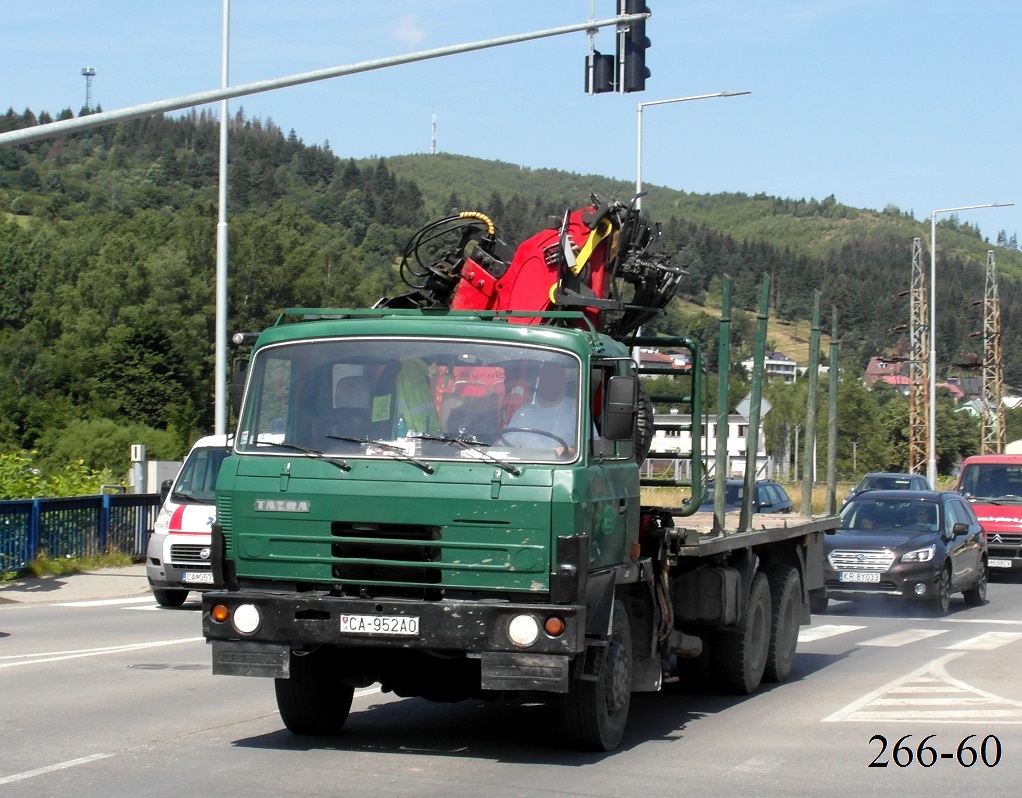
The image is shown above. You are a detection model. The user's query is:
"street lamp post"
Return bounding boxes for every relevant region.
[927,202,1014,486]
[635,90,750,210]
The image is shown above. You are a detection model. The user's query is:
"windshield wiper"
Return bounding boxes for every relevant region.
[410,434,521,476]
[170,489,214,504]
[326,436,434,475]
[251,440,351,472]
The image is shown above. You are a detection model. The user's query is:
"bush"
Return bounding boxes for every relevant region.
[0,450,116,499]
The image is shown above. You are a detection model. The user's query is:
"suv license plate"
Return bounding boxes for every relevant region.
[340,614,420,636]
[183,571,214,584]
[839,571,880,583]
[988,558,1013,569]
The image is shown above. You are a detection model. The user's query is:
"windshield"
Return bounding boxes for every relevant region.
[173,446,230,503]
[839,499,941,533]
[957,463,1022,501]
[858,475,913,491]
[237,337,582,464]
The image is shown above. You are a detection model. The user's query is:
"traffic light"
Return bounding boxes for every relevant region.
[619,0,651,93]
[585,51,616,94]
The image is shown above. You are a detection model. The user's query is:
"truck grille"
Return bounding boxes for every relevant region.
[828,549,895,571]
[330,521,442,599]
[170,544,211,565]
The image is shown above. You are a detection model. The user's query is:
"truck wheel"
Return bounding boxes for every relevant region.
[152,588,188,607]
[763,566,801,683]
[714,572,771,695]
[275,649,355,736]
[562,600,632,751]
[963,558,987,606]
[809,589,828,614]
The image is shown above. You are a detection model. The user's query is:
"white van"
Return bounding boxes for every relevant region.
[146,434,231,607]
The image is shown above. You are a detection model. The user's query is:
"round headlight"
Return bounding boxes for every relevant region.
[507,614,540,647]
[232,603,261,635]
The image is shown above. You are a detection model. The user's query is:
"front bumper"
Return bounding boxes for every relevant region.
[203,591,586,692]
[824,562,942,601]
[202,590,585,655]
[146,531,215,592]
[986,546,1022,572]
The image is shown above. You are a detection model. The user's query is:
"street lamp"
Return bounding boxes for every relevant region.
[635,90,751,210]
[927,202,1014,486]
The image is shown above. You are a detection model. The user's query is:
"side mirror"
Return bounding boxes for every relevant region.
[230,358,249,421]
[159,478,173,503]
[603,375,637,441]
[951,521,969,538]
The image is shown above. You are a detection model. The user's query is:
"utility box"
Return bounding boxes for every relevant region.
[126,460,183,494]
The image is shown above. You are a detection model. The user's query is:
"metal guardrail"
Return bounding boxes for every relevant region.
[0,493,161,574]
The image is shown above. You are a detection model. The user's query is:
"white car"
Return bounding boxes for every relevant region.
[146,434,230,607]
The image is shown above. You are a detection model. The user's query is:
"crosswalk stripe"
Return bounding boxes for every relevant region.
[859,629,946,646]
[949,632,1022,650]
[798,624,866,642]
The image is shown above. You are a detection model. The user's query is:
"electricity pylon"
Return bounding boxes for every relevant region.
[981,250,1005,453]
[908,238,929,474]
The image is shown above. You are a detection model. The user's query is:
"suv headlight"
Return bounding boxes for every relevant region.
[901,545,936,563]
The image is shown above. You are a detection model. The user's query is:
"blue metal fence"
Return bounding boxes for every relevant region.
[0,493,161,574]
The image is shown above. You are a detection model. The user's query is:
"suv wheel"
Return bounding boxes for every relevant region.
[962,559,987,607]
[929,566,951,616]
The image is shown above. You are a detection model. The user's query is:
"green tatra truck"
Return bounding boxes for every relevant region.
[202,196,837,750]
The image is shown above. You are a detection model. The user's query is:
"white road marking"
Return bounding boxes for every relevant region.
[0,638,203,669]
[798,624,865,642]
[0,753,113,786]
[823,652,1022,723]
[948,631,1022,650]
[859,629,946,647]
[54,596,155,607]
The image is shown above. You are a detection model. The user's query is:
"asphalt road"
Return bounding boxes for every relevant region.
[2,568,1021,797]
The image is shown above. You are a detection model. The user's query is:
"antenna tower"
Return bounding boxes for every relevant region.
[81,67,96,112]
[430,112,437,155]
[981,249,1005,453]
[908,237,929,474]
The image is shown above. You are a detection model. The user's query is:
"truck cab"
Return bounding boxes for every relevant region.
[955,453,1022,572]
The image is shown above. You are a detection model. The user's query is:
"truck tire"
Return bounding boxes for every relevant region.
[152,588,188,608]
[714,572,771,695]
[563,600,632,751]
[275,648,355,736]
[763,566,800,683]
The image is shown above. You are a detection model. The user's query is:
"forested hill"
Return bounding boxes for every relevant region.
[1,107,1020,470]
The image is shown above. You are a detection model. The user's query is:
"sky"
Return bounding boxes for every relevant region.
[4,1,1020,242]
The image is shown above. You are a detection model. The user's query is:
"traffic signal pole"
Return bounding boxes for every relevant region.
[0,12,651,149]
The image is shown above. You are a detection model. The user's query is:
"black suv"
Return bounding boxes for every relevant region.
[842,471,931,506]
[818,490,987,615]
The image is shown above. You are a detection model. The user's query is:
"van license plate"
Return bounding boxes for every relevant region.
[839,571,880,583]
[340,614,420,636]
[183,571,214,584]
[988,559,1013,569]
